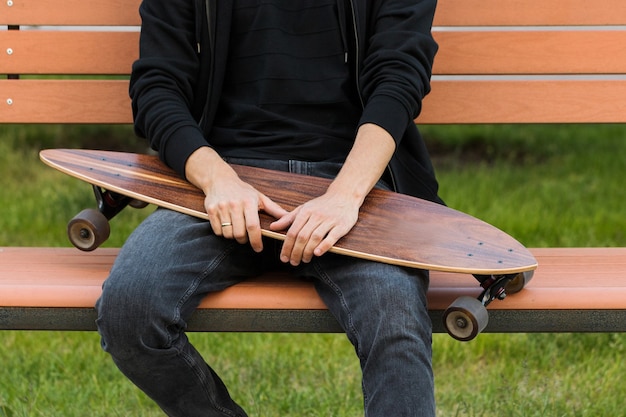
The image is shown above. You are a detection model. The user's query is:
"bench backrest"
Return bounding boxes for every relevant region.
[3,0,626,124]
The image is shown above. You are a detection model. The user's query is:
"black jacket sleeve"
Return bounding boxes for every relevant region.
[357,0,438,144]
[129,0,208,177]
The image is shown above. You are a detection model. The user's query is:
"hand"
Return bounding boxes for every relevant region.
[270,191,360,265]
[204,170,287,252]
[185,147,287,252]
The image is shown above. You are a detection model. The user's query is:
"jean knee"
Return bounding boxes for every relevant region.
[357,271,431,347]
[371,269,428,312]
[96,275,176,361]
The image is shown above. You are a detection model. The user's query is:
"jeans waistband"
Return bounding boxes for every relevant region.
[223,157,391,191]
[223,157,342,180]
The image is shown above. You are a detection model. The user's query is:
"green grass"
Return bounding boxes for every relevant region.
[0,125,151,247]
[1,124,625,416]
[421,124,626,247]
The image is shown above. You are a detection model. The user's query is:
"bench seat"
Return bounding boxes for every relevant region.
[2,247,625,333]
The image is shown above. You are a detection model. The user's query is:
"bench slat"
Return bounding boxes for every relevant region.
[2,247,626,311]
[2,247,626,333]
[5,30,626,76]
[1,31,138,75]
[422,80,626,124]
[1,80,131,123]
[434,0,626,26]
[433,30,626,75]
[5,79,626,124]
[4,0,626,27]
[2,0,141,26]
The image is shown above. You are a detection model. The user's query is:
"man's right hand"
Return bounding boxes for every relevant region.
[185,147,287,252]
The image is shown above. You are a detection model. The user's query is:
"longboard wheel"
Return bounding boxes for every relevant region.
[504,270,534,294]
[67,209,110,251]
[443,296,489,342]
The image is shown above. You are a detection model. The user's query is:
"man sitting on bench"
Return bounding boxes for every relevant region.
[95,0,442,415]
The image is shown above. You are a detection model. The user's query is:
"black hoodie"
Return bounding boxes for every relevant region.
[129,0,443,204]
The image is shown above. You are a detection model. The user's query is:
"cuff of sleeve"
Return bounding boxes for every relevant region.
[161,125,210,179]
[359,95,415,144]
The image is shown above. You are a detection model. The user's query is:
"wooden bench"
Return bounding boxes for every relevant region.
[2,0,626,335]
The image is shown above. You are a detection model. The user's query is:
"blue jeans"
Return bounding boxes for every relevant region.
[95,159,434,416]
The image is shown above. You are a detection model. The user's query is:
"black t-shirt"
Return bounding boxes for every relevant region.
[210,0,361,162]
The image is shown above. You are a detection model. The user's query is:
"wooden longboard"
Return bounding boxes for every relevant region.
[40,149,537,275]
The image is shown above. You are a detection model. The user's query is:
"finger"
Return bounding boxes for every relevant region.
[207,198,239,241]
[205,201,226,236]
[212,201,231,239]
[279,215,303,264]
[300,220,338,263]
[213,198,246,241]
[260,193,289,219]
[228,208,248,245]
[243,201,263,252]
[272,207,300,262]
[283,215,324,265]
[209,217,223,236]
[219,221,233,237]
[313,229,342,257]
[270,209,296,232]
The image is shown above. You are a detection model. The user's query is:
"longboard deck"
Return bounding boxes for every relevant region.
[40,149,537,275]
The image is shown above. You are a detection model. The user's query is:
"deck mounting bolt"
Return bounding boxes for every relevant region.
[7,0,14,6]
[7,98,13,105]
[6,48,13,55]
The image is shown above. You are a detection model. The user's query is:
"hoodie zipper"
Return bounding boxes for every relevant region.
[336,0,349,64]
[345,0,364,109]
[204,0,213,56]
[198,0,215,131]
[345,0,397,191]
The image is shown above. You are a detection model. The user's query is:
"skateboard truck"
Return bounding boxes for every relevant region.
[67,186,146,251]
[443,271,533,342]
